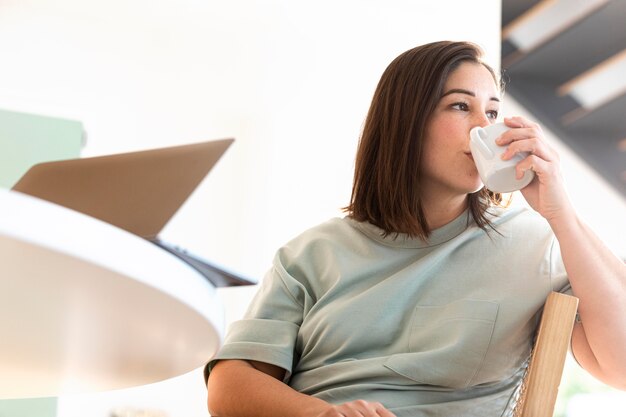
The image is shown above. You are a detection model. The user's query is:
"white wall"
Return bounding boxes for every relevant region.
[0,1,508,416]
[0,0,504,331]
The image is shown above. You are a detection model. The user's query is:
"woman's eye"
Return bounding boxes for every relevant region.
[450,102,498,119]
[451,102,469,111]
[487,110,499,119]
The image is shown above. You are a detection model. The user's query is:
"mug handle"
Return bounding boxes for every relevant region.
[471,127,495,159]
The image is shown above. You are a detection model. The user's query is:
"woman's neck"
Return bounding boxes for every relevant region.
[421,193,469,231]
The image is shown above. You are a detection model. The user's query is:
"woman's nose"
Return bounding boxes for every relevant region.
[473,113,492,128]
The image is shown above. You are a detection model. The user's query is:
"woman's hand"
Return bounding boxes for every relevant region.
[315,400,397,417]
[497,116,575,224]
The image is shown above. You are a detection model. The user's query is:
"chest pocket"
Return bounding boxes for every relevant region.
[384,299,499,389]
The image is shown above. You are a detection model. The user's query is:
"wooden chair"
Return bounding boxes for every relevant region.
[513,291,579,417]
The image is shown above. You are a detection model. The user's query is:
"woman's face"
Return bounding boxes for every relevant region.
[421,61,501,198]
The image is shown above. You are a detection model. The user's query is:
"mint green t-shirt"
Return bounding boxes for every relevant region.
[208,207,571,416]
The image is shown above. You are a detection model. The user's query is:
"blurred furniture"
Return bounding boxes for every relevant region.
[0,189,224,399]
[0,108,84,189]
[514,291,579,417]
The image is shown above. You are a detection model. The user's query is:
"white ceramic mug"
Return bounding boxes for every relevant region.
[469,122,534,192]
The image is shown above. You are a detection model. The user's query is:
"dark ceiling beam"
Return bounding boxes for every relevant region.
[504,1,625,81]
[563,94,626,140]
[501,0,626,198]
[501,0,542,27]
[502,0,612,72]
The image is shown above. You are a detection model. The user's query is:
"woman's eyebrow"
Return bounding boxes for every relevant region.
[441,88,500,102]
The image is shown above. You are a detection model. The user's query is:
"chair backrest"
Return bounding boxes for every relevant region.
[513,291,579,417]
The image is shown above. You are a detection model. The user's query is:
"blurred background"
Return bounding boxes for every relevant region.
[0,0,624,416]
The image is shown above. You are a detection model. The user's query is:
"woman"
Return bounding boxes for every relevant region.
[206,41,626,417]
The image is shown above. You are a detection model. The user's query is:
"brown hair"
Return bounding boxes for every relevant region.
[344,41,506,240]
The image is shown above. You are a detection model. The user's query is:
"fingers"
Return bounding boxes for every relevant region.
[377,406,397,417]
[500,135,555,162]
[515,154,558,180]
[497,117,558,163]
[498,116,542,146]
[503,115,538,129]
[369,401,396,417]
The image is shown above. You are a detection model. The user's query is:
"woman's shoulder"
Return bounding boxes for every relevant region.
[280,217,364,253]
[485,203,554,239]
[271,217,366,285]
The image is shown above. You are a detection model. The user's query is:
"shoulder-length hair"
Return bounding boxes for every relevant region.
[344,41,506,240]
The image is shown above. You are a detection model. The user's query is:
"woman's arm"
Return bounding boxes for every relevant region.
[207,359,396,417]
[548,213,626,389]
[499,116,626,389]
[207,359,326,417]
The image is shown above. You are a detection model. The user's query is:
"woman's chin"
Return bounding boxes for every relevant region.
[470,183,485,194]
[463,177,484,194]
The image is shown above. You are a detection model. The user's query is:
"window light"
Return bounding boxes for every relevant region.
[558,48,626,110]
[503,0,609,52]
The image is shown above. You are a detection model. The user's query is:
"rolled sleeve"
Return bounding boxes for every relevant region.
[204,254,311,383]
[206,319,300,379]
